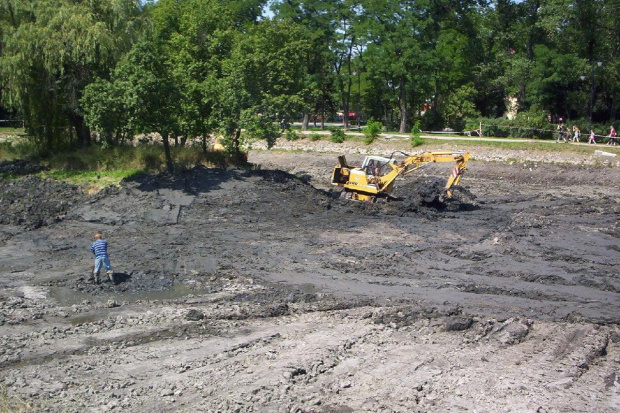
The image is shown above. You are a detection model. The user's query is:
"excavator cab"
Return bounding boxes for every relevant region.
[361,156,393,176]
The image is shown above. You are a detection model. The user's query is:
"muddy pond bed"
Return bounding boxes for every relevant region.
[1,144,619,412]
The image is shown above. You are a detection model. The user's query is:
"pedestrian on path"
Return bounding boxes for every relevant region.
[588,129,597,144]
[608,125,617,146]
[571,126,581,143]
[556,122,567,143]
[90,231,114,284]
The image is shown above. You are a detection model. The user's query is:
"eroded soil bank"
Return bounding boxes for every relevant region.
[1,142,619,412]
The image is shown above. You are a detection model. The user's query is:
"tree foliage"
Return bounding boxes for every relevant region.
[0,0,143,147]
[3,0,620,163]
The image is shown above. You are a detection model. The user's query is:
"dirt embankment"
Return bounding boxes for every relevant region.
[0,145,619,412]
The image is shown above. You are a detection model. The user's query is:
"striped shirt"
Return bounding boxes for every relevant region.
[90,239,109,258]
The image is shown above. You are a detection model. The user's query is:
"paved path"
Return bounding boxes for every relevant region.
[297,129,620,147]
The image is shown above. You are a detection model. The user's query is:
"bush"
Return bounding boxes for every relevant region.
[139,148,165,171]
[309,133,321,141]
[330,128,346,143]
[363,118,382,144]
[410,121,423,148]
[467,108,555,140]
[420,107,444,131]
[284,129,300,141]
[411,136,424,148]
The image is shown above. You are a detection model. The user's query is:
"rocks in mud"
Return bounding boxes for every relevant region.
[106,300,120,308]
[393,176,478,213]
[443,316,474,332]
[185,309,205,321]
[487,317,532,345]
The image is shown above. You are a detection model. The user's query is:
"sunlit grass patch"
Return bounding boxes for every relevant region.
[39,169,142,193]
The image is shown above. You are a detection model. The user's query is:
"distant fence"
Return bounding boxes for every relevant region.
[0,119,24,127]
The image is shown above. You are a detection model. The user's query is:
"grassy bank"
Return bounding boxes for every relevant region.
[420,137,620,155]
[0,139,231,190]
[291,130,620,156]
[1,130,618,190]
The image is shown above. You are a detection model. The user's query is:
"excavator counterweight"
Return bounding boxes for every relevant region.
[330,151,470,202]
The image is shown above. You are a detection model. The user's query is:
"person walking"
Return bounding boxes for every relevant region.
[608,125,617,146]
[588,129,597,144]
[556,122,567,143]
[572,125,581,143]
[90,231,114,284]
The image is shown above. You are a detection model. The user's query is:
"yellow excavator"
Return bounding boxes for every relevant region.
[331,150,470,202]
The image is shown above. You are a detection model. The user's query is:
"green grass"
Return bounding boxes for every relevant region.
[420,137,620,154]
[0,126,25,135]
[291,125,333,132]
[38,169,143,192]
[0,141,233,191]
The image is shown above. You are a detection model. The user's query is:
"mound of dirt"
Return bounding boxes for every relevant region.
[336,176,478,216]
[0,176,84,229]
[0,160,47,176]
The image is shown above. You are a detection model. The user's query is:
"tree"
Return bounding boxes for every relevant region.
[83,39,179,172]
[360,0,436,132]
[150,0,242,149]
[0,0,143,148]
[217,19,310,153]
[272,0,337,130]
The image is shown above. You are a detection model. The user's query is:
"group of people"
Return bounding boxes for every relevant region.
[556,124,617,145]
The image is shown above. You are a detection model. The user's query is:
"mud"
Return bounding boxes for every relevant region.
[1,142,619,412]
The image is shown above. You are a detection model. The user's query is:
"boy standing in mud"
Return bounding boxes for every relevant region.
[90,231,113,284]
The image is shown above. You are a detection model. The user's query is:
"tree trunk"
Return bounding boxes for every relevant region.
[202,134,208,156]
[162,132,174,173]
[302,112,310,131]
[233,128,247,163]
[68,118,74,146]
[69,114,91,147]
[399,76,408,133]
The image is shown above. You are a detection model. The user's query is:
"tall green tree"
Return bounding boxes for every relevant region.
[0,0,143,148]
[151,0,238,149]
[83,39,179,172]
[360,0,436,132]
[218,19,310,152]
[272,0,337,130]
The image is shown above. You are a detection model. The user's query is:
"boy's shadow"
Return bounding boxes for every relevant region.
[111,272,131,285]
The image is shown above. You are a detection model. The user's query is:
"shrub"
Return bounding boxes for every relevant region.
[467,108,555,140]
[363,118,382,145]
[330,128,346,143]
[411,136,424,148]
[309,133,321,141]
[410,121,422,147]
[284,129,300,141]
[139,149,164,171]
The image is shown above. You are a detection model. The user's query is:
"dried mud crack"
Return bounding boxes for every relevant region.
[1,150,619,412]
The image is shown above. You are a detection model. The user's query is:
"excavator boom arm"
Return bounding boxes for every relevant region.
[377,151,469,195]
